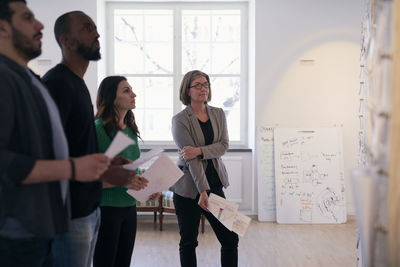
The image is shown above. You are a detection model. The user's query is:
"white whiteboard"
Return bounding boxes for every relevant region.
[274,127,346,224]
[256,127,276,221]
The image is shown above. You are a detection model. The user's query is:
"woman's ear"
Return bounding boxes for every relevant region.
[113,101,120,113]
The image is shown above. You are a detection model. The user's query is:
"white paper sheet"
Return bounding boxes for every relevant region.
[127,153,183,202]
[123,147,164,171]
[232,212,252,237]
[104,131,135,158]
[208,193,251,236]
[208,193,239,231]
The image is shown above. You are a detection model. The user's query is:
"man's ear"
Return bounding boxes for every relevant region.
[0,20,11,39]
[59,34,74,50]
[59,34,68,47]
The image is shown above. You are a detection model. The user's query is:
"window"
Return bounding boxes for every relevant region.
[106,2,248,145]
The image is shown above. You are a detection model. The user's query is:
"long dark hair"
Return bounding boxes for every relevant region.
[95,76,140,138]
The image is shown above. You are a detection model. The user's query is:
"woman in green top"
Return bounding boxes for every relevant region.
[93,76,156,267]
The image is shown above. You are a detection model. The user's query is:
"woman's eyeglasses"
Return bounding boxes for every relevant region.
[190,82,210,90]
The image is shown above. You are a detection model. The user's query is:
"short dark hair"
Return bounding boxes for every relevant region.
[54,11,84,48]
[0,0,26,22]
[179,70,212,106]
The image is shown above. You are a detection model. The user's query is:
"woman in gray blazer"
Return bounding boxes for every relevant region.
[170,70,239,267]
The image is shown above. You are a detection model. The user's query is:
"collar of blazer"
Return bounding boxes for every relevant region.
[185,104,219,146]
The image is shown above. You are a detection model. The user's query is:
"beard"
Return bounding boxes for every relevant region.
[76,42,101,61]
[11,26,42,61]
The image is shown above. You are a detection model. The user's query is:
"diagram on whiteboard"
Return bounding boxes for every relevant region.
[274,128,346,224]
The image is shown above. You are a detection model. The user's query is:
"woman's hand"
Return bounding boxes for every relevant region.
[127,175,149,191]
[148,192,161,201]
[198,191,209,212]
[181,146,202,160]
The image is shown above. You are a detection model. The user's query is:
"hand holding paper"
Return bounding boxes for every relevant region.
[208,193,239,231]
[104,131,135,158]
[128,175,149,191]
[123,147,163,171]
[208,193,251,237]
[127,153,183,202]
[232,212,252,237]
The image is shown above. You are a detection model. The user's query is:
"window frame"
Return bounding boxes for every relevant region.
[106,2,248,147]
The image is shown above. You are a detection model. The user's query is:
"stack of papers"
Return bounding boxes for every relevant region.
[123,147,163,170]
[124,149,183,202]
[208,193,251,237]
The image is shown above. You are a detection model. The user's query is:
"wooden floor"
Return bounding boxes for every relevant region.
[130,215,358,267]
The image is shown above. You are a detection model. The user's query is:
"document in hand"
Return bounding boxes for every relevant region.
[208,193,252,237]
[232,212,252,237]
[123,147,163,170]
[127,153,183,202]
[208,193,239,231]
[105,131,135,158]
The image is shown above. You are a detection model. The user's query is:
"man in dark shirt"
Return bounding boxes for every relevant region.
[42,11,143,267]
[0,1,110,267]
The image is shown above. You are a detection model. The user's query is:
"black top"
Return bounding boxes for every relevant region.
[0,54,68,238]
[198,119,223,189]
[42,64,102,219]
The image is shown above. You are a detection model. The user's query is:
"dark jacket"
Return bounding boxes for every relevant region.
[0,54,68,238]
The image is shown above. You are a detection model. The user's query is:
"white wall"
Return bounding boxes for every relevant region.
[27,0,363,215]
[254,0,363,214]
[28,0,99,105]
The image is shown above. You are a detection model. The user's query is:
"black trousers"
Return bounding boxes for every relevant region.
[173,187,239,267]
[93,206,137,267]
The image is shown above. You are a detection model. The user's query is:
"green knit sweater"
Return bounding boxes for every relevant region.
[95,118,140,207]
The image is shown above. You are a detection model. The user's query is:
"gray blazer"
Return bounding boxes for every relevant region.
[170,104,230,199]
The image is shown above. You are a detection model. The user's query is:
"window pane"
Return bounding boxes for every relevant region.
[211,13,241,42]
[182,15,211,42]
[208,77,241,141]
[182,43,211,73]
[145,43,173,74]
[212,44,240,73]
[114,42,144,74]
[182,10,241,74]
[145,15,173,42]
[114,10,173,74]
[135,109,173,141]
[127,77,173,141]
